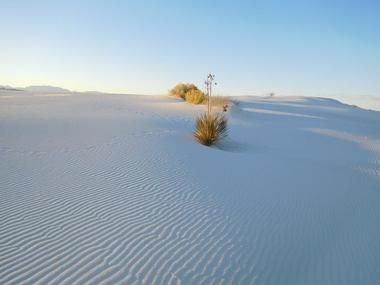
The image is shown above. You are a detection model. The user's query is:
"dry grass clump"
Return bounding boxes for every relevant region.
[169,83,199,100]
[169,83,205,105]
[193,113,228,146]
[185,89,205,104]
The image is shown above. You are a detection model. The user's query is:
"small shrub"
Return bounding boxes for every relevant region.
[185,89,205,104]
[169,83,199,100]
[193,113,228,146]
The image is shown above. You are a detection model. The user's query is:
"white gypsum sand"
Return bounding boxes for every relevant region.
[0,91,380,285]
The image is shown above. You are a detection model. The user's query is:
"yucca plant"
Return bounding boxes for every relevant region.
[193,112,228,146]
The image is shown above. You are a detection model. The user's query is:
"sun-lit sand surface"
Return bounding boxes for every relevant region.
[1,90,380,284]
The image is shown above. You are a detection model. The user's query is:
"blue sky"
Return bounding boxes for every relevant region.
[1,0,379,96]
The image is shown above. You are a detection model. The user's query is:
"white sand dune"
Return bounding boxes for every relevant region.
[1,91,380,285]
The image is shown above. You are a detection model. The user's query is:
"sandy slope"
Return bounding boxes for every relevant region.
[1,91,380,285]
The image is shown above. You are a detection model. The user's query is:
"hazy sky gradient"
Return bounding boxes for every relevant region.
[1,0,379,96]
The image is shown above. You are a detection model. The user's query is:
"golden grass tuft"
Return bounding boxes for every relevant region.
[185,89,205,104]
[193,113,228,146]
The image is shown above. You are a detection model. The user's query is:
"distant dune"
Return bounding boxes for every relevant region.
[1,85,380,111]
[332,95,380,112]
[1,90,380,284]
[0,86,23,91]
[0,85,71,93]
[23,85,71,93]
